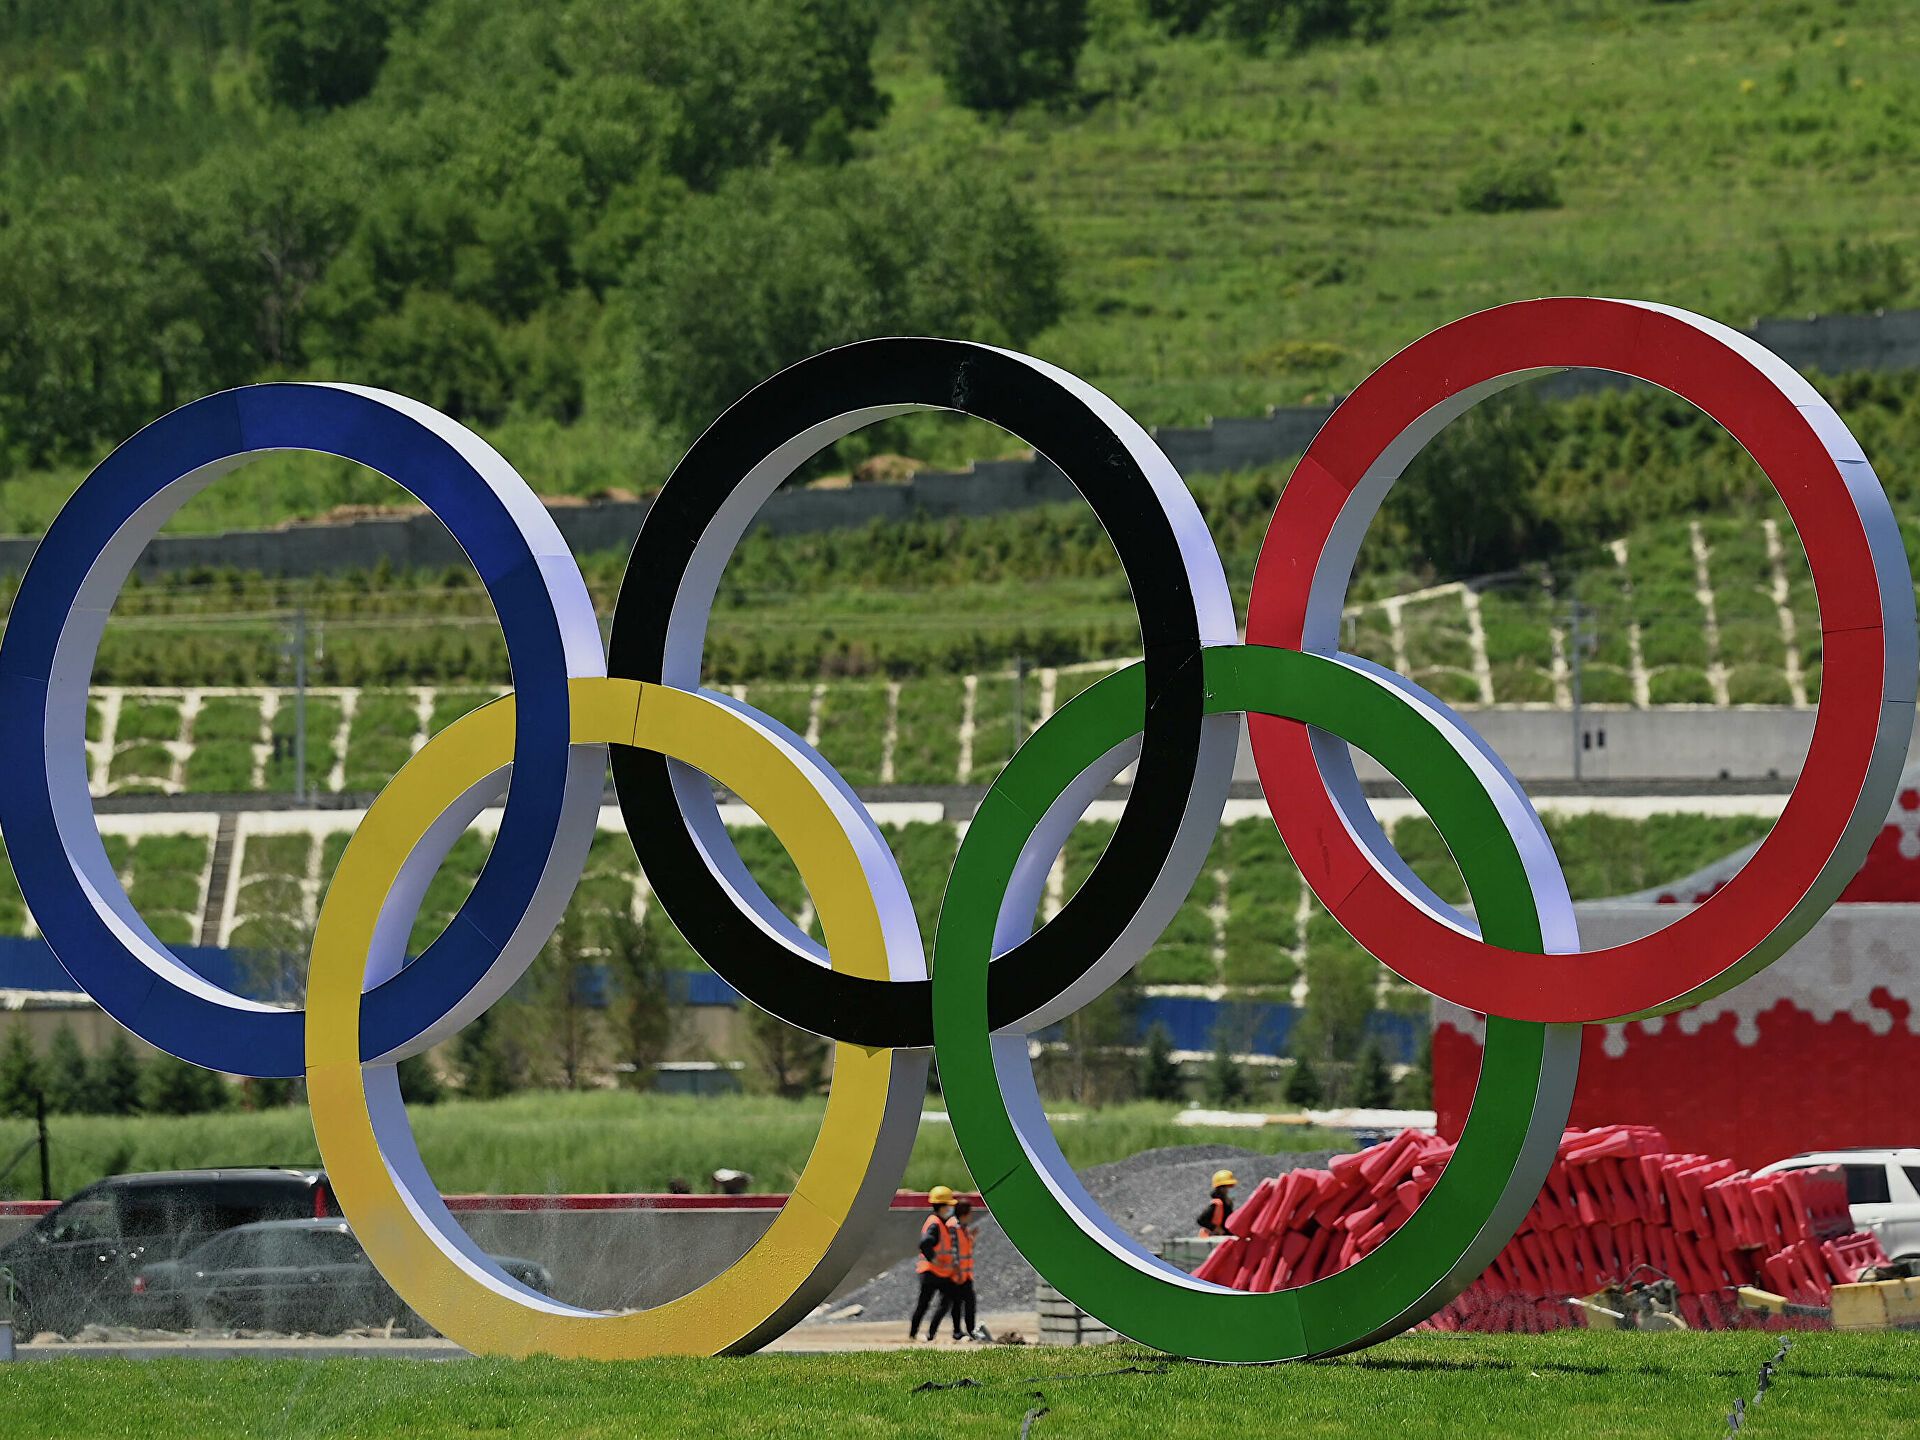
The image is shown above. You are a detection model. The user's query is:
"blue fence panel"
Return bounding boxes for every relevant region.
[0,936,248,996]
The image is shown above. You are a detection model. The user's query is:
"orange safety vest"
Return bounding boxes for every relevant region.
[953,1222,975,1284]
[916,1213,956,1279]
[1200,1197,1227,1237]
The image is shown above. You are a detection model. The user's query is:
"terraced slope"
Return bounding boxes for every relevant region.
[1,812,1774,1022]
[70,506,1835,807]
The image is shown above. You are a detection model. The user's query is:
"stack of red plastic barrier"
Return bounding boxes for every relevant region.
[1188,1125,1886,1331]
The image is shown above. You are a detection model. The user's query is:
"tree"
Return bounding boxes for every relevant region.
[42,1026,90,1114]
[1148,0,1390,51]
[141,1054,228,1115]
[84,1034,144,1116]
[520,0,882,189]
[1137,1022,1184,1102]
[933,0,1089,114]
[398,1053,444,1105]
[247,1076,300,1109]
[0,199,165,466]
[1394,1025,1433,1109]
[178,138,364,376]
[258,0,400,112]
[454,1007,527,1099]
[1386,397,1551,581]
[604,158,1064,433]
[1284,1055,1324,1107]
[0,1024,43,1117]
[602,912,678,1091]
[1293,927,1377,1068]
[592,0,891,187]
[1353,1038,1394,1109]
[355,291,513,424]
[1045,970,1140,1106]
[1202,1031,1249,1107]
[1393,1061,1432,1110]
[524,912,607,1090]
[746,1005,828,1099]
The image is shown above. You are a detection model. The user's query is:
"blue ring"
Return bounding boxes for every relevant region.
[0,385,585,1077]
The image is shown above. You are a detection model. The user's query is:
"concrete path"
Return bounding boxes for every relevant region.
[6,1311,1047,1361]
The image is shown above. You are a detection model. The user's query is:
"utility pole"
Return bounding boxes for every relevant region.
[291,609,308,804]
[35,1090,49,1202]
[1567,601,1585,783]
[1012,655,1027,754]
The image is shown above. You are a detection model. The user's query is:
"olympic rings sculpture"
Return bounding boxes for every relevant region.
[0,298,1909,1363]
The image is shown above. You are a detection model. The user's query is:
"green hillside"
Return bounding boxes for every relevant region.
[0,0,1915,538]
[35,367,1920,694]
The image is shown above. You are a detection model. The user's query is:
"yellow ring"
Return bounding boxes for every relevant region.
[305,677,923,1357]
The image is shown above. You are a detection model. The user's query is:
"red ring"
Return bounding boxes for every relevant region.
[1246,297,1914,1023]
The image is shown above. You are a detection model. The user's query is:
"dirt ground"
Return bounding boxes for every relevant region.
[765,1311,1042,1353]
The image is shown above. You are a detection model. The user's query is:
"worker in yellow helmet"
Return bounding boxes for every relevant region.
[1196,1169,1238,1237]
[908,1184,959,1341]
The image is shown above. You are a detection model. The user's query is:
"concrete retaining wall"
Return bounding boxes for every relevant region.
[1229,705,1920,785]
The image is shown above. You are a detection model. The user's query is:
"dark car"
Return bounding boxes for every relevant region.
[0,1168,332,1335]
[132,1219,552,1334]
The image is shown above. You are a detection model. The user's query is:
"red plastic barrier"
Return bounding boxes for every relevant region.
[1193,1124,1874,1333]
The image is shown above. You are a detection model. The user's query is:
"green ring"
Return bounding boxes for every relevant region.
[933,645,1580,1362]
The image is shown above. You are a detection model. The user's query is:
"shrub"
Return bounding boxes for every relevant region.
[115,700,183,741]
[1489,662,1554,703]
[1726,664,1793,705]
[185,742,256,792]
[1457,160,1561,214]
[1243,339,1348,375]
[1648,666,1714,704]
[1575,665,1634,704]
[191,697,264,743]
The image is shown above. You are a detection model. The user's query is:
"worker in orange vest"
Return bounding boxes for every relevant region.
[908,1184,959,1341]
[951,1199,988,1342]
[1196,1169,1238,1236]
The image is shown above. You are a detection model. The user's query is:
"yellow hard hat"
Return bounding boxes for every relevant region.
[928,1184,956,1206]
[1211,1170,1238,1189]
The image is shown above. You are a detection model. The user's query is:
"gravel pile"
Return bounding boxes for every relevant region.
[829,1143,1340,1325]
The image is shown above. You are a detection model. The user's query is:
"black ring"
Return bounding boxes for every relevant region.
[608,338,1223,1047]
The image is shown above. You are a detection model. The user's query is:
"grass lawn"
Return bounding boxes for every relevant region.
[3,1333,1916,1438]
[0,1094,1347,1201]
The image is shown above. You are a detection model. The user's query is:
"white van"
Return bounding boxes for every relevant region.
[1754,1149,1920,1262]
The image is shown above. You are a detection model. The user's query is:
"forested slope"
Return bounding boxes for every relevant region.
[0,0,1915,538]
